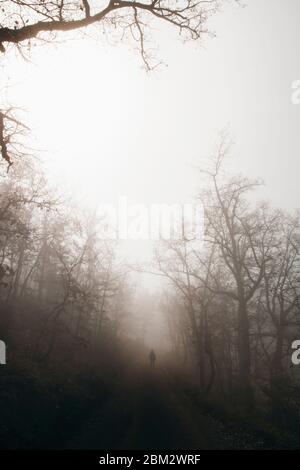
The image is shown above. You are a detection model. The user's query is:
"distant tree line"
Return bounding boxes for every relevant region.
[0,157,132,367]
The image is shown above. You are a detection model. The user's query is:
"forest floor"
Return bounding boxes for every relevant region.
[67,364,272,450]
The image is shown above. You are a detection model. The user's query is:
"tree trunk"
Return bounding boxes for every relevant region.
[237,299,253,411]
[270,327,285,423]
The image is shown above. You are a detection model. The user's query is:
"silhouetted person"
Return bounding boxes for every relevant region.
[149,349,156,368]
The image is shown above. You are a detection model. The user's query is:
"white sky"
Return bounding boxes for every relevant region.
[2,0,300,271]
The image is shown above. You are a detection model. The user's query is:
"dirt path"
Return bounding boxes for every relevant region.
[68,365,264,450]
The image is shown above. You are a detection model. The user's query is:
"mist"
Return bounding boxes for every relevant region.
[0,0,300,457]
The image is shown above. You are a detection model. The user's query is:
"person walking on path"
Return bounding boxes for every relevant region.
[149,349,156,368]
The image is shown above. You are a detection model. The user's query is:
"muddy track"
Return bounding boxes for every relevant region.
[67,365,269,450]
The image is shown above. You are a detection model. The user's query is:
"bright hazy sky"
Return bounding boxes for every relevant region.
[4,0,300,212]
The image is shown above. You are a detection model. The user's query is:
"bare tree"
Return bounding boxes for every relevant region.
[0,0,222,63]
[255,210,300,419]
[198,143,272,410]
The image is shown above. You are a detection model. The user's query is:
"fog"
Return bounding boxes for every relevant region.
[0,0,300,452]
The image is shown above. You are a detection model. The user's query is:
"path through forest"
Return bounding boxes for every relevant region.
[68,364,267,450]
